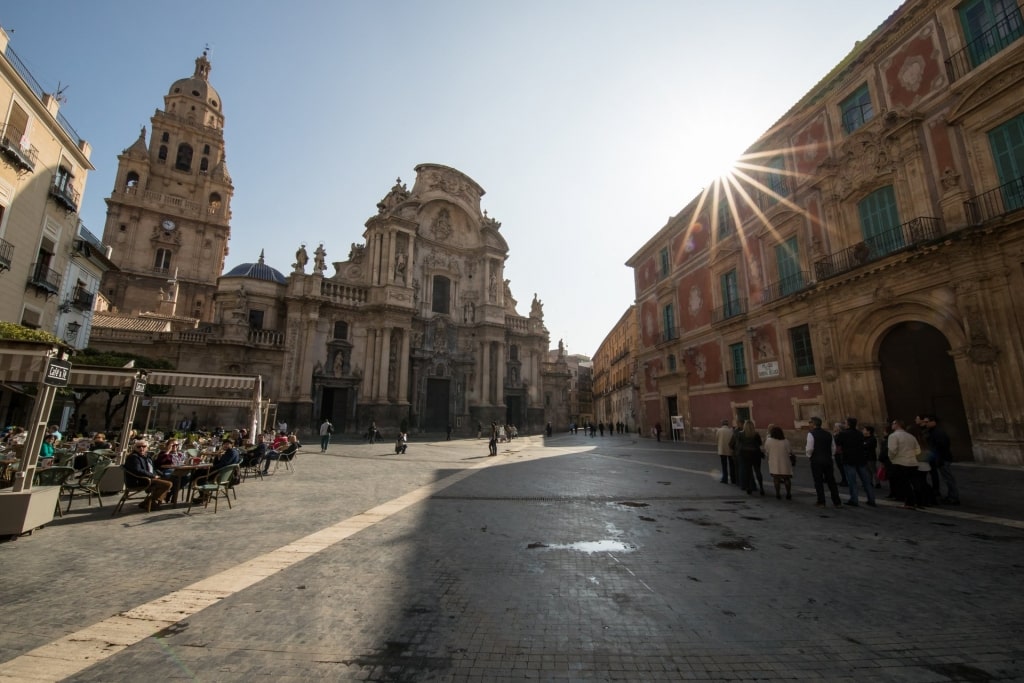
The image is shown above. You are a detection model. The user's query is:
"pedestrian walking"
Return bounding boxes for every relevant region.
[319,417,333,453]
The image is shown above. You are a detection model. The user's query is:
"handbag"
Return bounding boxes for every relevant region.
[876,464,887,482]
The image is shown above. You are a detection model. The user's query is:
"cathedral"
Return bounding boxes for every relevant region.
[90,55,570,436]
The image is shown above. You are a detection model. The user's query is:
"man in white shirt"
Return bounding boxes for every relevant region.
[805,417,841,507]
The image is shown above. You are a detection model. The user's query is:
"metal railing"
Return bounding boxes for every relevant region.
[76,221,106,252]
[0,237,13,271]
[28,262,62,295]
[813,216,942,280]
[945,7,1024,82]
[965,176,1024,225]
[726,370,748,387]
[71,287,95,311]
[49,175,80,212]
[712,298,748,324]
[3,45,83,145]
[0,123,38,171]
[761,271,812,305]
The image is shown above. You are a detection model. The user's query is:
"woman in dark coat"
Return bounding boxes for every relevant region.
[732,420,765,495]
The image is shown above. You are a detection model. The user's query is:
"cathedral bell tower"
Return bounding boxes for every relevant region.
[100,51,233,321]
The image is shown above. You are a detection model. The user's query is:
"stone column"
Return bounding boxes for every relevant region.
[398,327,411,402]
[480,341,490,405]
[496,341,505,406]
[377,327,391,401]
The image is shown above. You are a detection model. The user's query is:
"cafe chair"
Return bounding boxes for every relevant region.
[32,466,75,518]
[187,464,239,514]
[239,448,264,481]
[111,467,160,516]
[273,443,299,474]
[63,460,114,513]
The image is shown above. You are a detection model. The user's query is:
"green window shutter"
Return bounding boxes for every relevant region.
[775,237,802,296]
[960,0,1024,68]
[989,113,1024,212]
[721,270,739,318]
[730,342,746,384]
[858,186,903,256]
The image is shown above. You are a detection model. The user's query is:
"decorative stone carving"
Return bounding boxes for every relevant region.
[432,208,453,241]
[348,243,365,264]
[293,244,308,273]
[376,177,410,215]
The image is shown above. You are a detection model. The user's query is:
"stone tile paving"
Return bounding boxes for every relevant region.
[2,435,1023,681]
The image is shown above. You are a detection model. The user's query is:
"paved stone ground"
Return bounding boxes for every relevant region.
[1,433,1023,682]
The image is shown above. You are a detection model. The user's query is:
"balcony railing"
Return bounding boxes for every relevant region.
[0,123,38,172]
[726,370,749,387]
[761,271,812,305]
[0,237,13,271]
[965,176,1024,225]
[945,7,1024,82]
[71,287,95,311]
[28,262,62,296]
[76,221,107,253]
[3,45,83,145]
[813,216,942,281]
[712,298,748,324]
[49,176,80,213]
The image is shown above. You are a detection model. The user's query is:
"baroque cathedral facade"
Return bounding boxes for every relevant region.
[91,55,570,436]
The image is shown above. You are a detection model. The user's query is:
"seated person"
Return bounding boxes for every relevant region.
[39,434,57,462]
[262,434,299,474]
[211,439,241,471]
[124,440,172,509]
[90,433,110,451]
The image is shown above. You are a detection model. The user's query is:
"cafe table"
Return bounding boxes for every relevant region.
[164,463,211,505]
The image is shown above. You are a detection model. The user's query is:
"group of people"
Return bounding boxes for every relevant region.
[715,413,960,509]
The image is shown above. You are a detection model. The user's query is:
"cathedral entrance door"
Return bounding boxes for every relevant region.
[505,395,522,429]
[320,388,349,434]
[425,379,450,432]
[879,321,972,460]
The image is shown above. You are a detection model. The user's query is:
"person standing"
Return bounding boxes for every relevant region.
[835,417,876,507]
[734,420,764,495]
[715,419,736,484]
[764,425,794,500]
[446,423,452,441]
[921,414,959,504]
[887,419,922,510]
[806,417,842,508]
[319,418,333,453]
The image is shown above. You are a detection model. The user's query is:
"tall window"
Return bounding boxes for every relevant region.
[659,247,670,278]
[4,101,29,145]
[154,248,172,272]
[989,113,1024,212]
[766,156,789,199]
[790,325,816,376]
[721,270,740,319]
[175,143,193,172]
[775,236,802,296]
[960,0,1024,68]
[667,354,677,372]
[333,320,349,339]
[158,145,168,162]
[717,200,734,240]
[858,185,903,256]
[662,303,676,342]
[248,310,264,329]
[432,275,450,314]
[840,84,874,134]
[729,342,747,385]
[54,165,74,192]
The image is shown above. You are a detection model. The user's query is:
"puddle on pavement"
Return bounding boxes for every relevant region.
[526,539,637,553]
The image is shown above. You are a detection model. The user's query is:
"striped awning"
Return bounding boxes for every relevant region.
[69,367,135,390]
[147,371,257,390]
[160,397,271,409]
[0,349,51,383]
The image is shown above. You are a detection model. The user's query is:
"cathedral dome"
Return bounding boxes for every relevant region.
[167,51,222,111]
[223,251,287,284]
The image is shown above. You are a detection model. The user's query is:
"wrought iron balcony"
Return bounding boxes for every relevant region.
[0,237,12,271]
[945,8,1024,82]
[761,271,812,305]
[726,370,749,387]
[965,176,1024,225]
[70,286,95,311]
[0,123,38,172]
[712,298,748,324]
[49,175,80,213]
[28,262,62,297]
[813,216,942,281]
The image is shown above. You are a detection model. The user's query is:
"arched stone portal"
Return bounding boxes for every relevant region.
[878,322,971,460]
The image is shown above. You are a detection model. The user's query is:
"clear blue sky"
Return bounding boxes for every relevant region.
[2,1,904,356]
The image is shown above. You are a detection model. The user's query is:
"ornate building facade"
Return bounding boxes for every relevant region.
[627,0,1024,464]
[592,305,639,433]
[86,53,571,436]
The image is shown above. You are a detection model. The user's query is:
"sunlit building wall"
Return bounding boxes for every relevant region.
[592,305,639,433]
[628,0,1024,464]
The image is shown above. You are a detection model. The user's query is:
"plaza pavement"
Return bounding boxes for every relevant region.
[0,432,1022,682]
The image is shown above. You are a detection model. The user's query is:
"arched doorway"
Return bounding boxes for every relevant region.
[878,322,972,460]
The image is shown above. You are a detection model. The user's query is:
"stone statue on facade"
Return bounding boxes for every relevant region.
[294,244,308,273]
[530,293,544,320]
[314,243,327,274]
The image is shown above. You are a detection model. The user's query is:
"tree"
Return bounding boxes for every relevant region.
[74,349,175,431]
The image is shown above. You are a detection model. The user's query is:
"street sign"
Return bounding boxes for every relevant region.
[133,379,148,395]
[43,358,72,387]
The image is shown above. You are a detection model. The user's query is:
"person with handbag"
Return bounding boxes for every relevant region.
[765,425,794,500]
